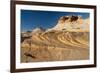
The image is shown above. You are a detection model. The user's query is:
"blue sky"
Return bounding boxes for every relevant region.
[21,10,89,32]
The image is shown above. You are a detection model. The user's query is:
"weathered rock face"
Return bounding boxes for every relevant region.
[51,15,89,31]
[21,31,89,62]
[21,15,90,63]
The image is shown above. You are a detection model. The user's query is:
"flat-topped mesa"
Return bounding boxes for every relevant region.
[51,15,89,32]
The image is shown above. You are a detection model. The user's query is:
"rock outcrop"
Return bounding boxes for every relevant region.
[21,15,89,62]
[49,15,89,31]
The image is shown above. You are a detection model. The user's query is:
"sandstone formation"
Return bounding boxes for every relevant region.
[21,15,89,62]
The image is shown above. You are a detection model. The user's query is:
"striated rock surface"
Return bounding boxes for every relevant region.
[21,15,89,62]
